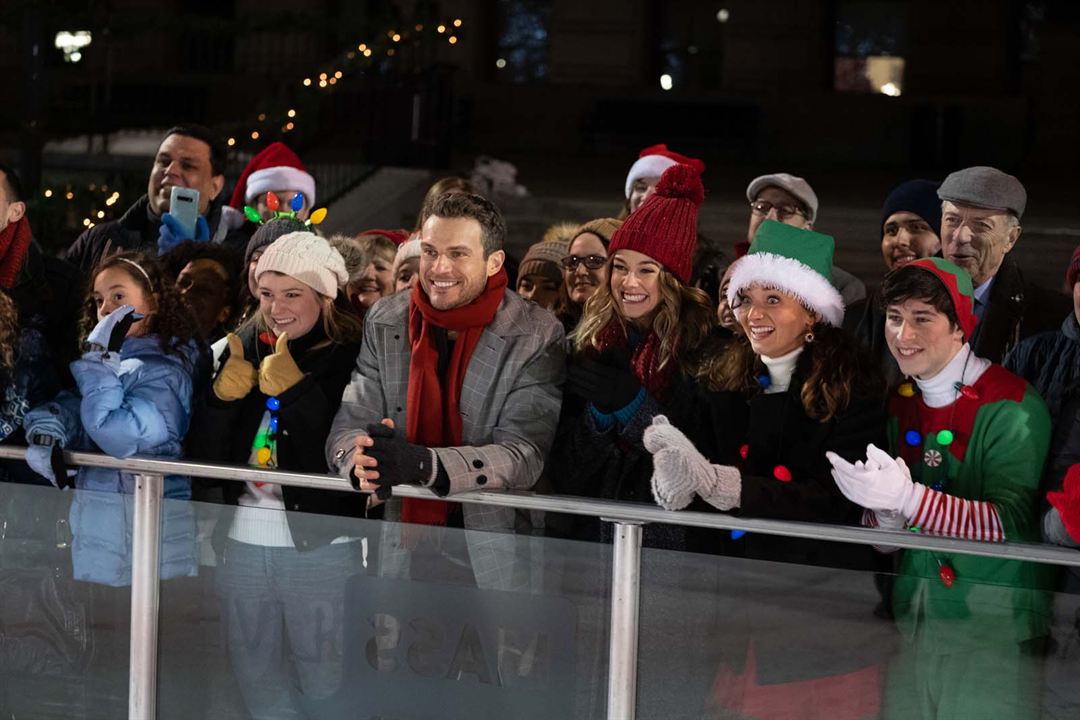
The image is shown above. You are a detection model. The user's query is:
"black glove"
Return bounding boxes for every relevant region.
[365,423,437,490]
[567,355,642,413]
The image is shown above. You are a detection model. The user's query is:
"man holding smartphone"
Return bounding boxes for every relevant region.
[64,124,246,274]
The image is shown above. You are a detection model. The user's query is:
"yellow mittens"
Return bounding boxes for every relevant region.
[213,334,257,402]
[259,333,305,397]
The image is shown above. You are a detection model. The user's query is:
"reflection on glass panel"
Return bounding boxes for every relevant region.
[637,539,1080,720]
[0,481,132,718]
[156,495,614,719]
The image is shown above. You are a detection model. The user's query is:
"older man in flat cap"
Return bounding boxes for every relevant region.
[938,166,1069,362]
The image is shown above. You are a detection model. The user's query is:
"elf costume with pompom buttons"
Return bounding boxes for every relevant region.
[862,258,1058,720]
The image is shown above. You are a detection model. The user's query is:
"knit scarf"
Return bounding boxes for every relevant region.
[0,218,32,290]
[594,317,676,402]
[403,268,507,526]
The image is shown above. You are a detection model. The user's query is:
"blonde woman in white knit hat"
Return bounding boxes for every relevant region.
[186,231,365,717]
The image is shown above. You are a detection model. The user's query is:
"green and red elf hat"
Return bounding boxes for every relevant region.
[906,257,979,339]
[608,162,704,284]
[726,219,845,327]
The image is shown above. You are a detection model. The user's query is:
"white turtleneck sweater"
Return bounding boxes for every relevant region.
[761,346,803,394]
[914,343,990,408]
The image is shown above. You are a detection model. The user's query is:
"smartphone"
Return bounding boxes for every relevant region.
[169,186,200,239]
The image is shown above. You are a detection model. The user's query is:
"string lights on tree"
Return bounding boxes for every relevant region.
[223,15,466,152]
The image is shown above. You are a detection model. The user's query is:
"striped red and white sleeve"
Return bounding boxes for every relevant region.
[908,486,1005,542]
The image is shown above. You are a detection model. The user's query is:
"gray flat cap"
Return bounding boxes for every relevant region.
[938,166,1026,218]
[747,173,819,222]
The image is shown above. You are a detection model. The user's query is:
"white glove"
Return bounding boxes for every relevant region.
[826,443,925,519]
[874,510,907,531]
[644,415,741,511]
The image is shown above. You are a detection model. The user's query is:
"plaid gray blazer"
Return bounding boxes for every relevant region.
[326,289,566,589]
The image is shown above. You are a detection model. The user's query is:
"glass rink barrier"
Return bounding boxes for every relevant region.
[1,447,1080,720]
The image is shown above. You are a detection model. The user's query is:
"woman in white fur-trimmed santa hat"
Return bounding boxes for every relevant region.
[619,143,706,217]
[228,142,316,222]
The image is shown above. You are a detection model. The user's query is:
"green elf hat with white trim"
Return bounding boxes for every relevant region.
[726,219,845,327]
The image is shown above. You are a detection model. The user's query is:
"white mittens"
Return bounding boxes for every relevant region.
[644,415,742,511]
[826,444,925,519]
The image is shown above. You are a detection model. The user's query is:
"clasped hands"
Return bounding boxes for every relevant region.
[643,415,742,512]
[826,444,924,520]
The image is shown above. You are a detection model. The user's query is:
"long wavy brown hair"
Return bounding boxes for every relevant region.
[574,261,716,374]
[83,252,201,359]
[698,321,884,422]
[0,290,17,380]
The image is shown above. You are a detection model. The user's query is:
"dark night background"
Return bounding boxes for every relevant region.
[2,0,1079,284]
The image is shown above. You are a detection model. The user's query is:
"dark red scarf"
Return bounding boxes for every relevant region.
[594,317,676,402]
[403,269,507,526]
[0,217,32,290]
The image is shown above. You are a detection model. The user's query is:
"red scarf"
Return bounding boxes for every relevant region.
[0,217,32,290]
[403,269,507,526]
[594,317,676,402]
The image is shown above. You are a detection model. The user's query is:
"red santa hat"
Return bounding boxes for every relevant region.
[359,228,411,246]
[229,142,316,210]
[624,144,706,199]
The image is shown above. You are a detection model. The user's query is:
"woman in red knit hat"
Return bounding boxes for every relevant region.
[549,163,738,550]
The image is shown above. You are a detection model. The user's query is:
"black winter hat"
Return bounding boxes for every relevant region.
[880,179,942,239]
[243,216,307,269]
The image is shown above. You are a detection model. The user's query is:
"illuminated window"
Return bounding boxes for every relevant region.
[495,0,551,83]
[834,1,905,96]
[55,31,92,63]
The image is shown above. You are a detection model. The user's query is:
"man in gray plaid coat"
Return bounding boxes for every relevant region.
[326,191,565,590]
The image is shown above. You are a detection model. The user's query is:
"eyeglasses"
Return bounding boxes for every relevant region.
[560,254,607,271]
[750,200,806,222]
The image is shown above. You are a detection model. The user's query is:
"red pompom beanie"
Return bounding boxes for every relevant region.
[624,144,706,198]
[229,142,316,210]
[1066,244,1080,288]
[608,163,704,284]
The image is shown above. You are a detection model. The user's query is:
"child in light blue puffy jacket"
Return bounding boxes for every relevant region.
[23,251,207,586]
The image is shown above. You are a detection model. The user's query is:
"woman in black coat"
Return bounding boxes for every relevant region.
[186,232,365,718]
[645,220,891,720]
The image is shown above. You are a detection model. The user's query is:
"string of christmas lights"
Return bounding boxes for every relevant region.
[222,15,466,151]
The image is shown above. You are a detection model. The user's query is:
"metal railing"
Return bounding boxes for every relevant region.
[2,445,1079,720]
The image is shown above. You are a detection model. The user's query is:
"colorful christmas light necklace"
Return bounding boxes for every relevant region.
[243,331,283,481]
[243,191,328,228]
[896,351,979,588]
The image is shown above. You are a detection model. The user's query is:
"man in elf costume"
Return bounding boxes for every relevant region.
[326,191,564,591]
[827,257,1057,719]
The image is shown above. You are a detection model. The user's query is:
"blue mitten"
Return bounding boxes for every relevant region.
[23,411,75,489]
[158,212,209,254]
[86,304,142,354]
[24,407,68,446]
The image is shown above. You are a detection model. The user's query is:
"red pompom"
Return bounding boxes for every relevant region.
[655,163,705,206]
